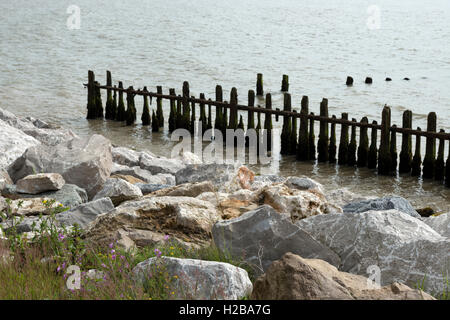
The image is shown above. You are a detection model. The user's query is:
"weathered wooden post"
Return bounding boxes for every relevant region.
[348,118,357,166]
[256,111,262,153]
[275,108,280,122]
[378,106,392,175]
[207,100,212,130]
[94,81,103,118]
[309,112,316,160]
[152,110,159,132]
[199,93,207,136]
[435,129,445,181]
[318,98,329,162]
[357,117,369,167]
[214,85,223,133]
[256,73,263,96]
[176,95,182,129]
[86,70,97,119]
[368,121,378,169]
[125,86,135,126]
[105,71,114,120]
[168,88,176,132]
[112,86,118,120]
[399,110,413,173]
[238,115,244,130]
[423,112,437,179]
[446,140,450,187]
[156,86,164,127]
[141,86,151,126]
[390,125,398,171]
[182,81,190,130]
[290,111,298,155]
[329,115,337,163]
[365,77,373,84]
[281,74,289,92]
[190,96,196,134]
[222,101,229,135]
[280,93,292,155]
[229,88,238,130]
[411,129,422,177]
[247,90,255,129]
[264,93,273,152]
[297,96,309,161]
[116,81,126,121]
[338,113,349,165]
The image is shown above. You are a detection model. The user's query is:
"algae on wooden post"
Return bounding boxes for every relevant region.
[357,117,369,167]
[368,120,378,169]
[399,110,413,173]
[317,98,329,162]
[411,128,422,177]
[347,118,357,166]
[297,96,309,161]
[329,115,337,163]
[141,86,151,126]
[338,113,349,165]
[423,112,437,179]
[435,129,445,181]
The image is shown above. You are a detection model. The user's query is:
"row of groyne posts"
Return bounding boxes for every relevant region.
[85,70,450,187]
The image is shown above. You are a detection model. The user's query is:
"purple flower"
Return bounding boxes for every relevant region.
[111,249,115,254]
[101,263,107,268]
[154,248,162,257]
[111,254,116,260]
[163,234,170,241]
[58,233,65,241]
[57,265,61,272]
[108,242,114,249]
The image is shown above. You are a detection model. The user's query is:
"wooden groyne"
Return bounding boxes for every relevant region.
[84,70,450,187]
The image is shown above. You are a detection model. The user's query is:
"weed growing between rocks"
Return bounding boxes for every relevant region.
[0,198,252,299]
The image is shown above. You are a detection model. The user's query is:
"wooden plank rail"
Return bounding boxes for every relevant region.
[84,70,450,188]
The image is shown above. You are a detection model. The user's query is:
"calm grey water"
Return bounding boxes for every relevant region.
[1,0,450,211]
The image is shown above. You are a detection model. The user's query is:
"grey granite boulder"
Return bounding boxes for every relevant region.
[212,205,341,275]
[7,134,112,199]
[175,164,233,186]
[343,196,420,218]
[139,153,185,175]
[423,213,450,238]
[134,183,172,195]
[296,210,450,295]
[133,257,252,300]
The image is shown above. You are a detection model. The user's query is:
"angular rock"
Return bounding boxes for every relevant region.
[1,198,63,216]
[250,174,285,190]
[112,147,141,167]
[112,165,175,185]
[135,183,173,195]
[251,253,435,300]
[140,153,185,175]
[110,174,145,185]
[133,257,252,300]
[56,197,115,229]
[149,181,214,198]
[0,197,6,213]
[212,205,341,276]
[254,183,341,222]
[93,178,143,206]
[0,119,40,169]
[326,188,377,208]
[296,210,450,295]
[1,184,87,209]
[175,164,233,186]
[8,134,113,199]
[16,173,65,195]
[0,170,13,191]
[84,196,221,249]
[343,196,420,218]
[175,151,203,165]
[423,213,450,238]
[284,176,323,193]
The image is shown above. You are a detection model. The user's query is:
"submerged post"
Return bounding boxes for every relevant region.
[281,93,292,155]
[105,71,115,120]
[329,115,337,163]
[156,86,164,127]
[290,110,298,155]
[190,95,196,134]
[199,93,207,136]
[182,81,190,130]
[435,129,445,181]
[378,106,392,175]
[215,85,223,133]
[168,88,176,132]
[281,74,289,92]
[390,125,398,172]
[264,93,273,152]
[141,86,151,126]
[86,70,96,119]
[229,88,238,130]
[116,81,126,121]
[309,112,316,160]
[338,113,349,165]
[348,118,357,166]
[95,81,103,118]
[368,120,378,169]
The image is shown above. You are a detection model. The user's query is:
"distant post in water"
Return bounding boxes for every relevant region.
[346,76,353,86]
[256,73,264,96]
[281,74,289,92]
[422,112,437,179]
